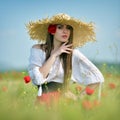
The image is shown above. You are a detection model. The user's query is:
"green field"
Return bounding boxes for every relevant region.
[0,63,120,120]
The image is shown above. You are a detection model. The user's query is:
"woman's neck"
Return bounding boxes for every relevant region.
[53,39,62,50]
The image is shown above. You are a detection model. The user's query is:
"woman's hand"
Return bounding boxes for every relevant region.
[39,42,72,79]
[51,42,73,57]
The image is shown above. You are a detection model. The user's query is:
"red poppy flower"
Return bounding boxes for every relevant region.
[48,24,56,34]
[85,87,94,95]
[24,76,31,83]
[36,91,60,106]
[109,83,116,89]
[93,100,100,107]
[2,86,7,92]
[82,100,93,110]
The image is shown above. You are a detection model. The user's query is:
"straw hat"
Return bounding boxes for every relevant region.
[26,13,96,47]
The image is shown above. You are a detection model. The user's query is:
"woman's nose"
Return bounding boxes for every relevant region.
[63,28,68,33]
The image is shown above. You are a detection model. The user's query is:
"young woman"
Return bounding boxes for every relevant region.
[27,13,104,101]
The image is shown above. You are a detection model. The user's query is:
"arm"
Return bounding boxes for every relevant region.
[72,49,104,84]
[39,54,56,79]
[72,49,104,98]
[38,42,73,78]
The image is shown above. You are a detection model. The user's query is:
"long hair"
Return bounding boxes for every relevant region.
[45,33,54,60]
[43,26,73,91]
[61,28,73,91]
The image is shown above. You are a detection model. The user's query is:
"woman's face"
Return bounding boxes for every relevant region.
[53,24,72,43]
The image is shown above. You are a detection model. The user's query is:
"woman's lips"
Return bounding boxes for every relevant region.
[62,35,68,39]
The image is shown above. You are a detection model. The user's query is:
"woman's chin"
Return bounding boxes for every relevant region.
[61,39,68,42]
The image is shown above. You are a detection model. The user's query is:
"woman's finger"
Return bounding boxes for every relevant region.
[62,50,71,54]
[62,41,69,46]
[65,44,73,48]
[65,48,73,51]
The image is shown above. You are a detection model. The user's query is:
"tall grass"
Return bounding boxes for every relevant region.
[0,63,120,120]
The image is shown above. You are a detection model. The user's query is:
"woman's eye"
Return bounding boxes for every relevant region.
[66,25,72,30]
[57,25,63,29]
[57,25,72,30]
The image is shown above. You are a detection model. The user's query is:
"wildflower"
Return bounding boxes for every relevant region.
[101,92,107,97]
[93,100,100,107]
[2,86,7,92]
[75,85,82,94]
[22,72,26,74]
[24,76,31,83]
[82,100,93,110]
[85,87,94,95]
[36,91,60,106]
[109,83,116,89]
[23,91,26,95]
[75,85,82,91]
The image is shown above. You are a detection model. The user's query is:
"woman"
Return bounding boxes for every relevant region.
[27,13,104,101]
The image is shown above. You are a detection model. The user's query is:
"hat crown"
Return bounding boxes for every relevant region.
[53,13,71,20]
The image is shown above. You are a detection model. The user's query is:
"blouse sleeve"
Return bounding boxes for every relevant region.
[28,47,46,85]
[72,49,104,85]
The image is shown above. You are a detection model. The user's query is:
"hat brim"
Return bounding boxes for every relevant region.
[26,14,96,47]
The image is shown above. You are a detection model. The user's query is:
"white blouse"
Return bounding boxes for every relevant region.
[28,47,104,96]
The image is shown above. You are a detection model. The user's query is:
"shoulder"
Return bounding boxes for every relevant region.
[30,44,46,55]
[32,44,46,51]
[73,48,87,60]
[30,44,46,59]
[32,44,41,49]
[73,49,81,56]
